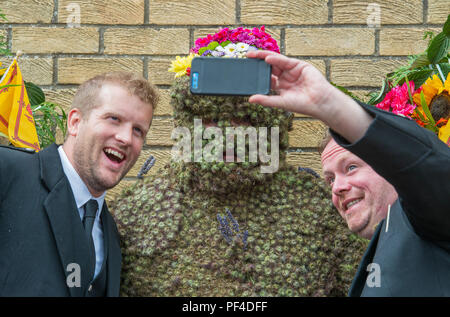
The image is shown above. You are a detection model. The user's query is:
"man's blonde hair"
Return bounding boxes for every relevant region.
[71,71,159,116]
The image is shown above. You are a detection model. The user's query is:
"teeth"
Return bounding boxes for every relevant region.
[105,148,124,160]
[346,199,362,210]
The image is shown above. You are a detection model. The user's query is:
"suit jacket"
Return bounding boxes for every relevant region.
[0,144,121,296]
[332,102,450,296]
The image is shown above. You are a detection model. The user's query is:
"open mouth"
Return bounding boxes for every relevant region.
[103,147,126,164]
[344,198,363,212]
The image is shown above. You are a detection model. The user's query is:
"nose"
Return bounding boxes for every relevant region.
[115,125,133,145]
[331,174,351,196]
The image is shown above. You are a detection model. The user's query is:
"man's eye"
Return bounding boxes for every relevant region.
[347,165,357,172]
[134,127,145,137]
[110,116,119,121]
[326,177,335,186]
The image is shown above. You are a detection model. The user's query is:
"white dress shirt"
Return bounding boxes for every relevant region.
[58,146,105,279]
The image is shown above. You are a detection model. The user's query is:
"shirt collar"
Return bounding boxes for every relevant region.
[57,145,106,217]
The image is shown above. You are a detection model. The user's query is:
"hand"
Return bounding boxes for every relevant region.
[247,50,338,119]
[247,50,373,143]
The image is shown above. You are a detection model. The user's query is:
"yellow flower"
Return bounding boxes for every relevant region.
[413,73,450,145]
[413,74,449,107]
[168,53,196,78]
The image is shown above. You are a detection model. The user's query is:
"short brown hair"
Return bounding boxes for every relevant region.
[71,71,159,116]
[318,128,333,154]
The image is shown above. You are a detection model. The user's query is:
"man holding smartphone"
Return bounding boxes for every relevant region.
[247,50,450,296]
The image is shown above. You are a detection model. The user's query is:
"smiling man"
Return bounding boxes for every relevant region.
[0,72,158,296]
[247,50,450,296]
[321,135,398,239]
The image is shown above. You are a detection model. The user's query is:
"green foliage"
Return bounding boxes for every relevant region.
[25,81,45,106]
[31,102,67,148]
[0,9,10,56]
[367,15,450,106]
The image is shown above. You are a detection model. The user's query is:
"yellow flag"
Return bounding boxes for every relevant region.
[438,120,450,147]
[0,58,40,151]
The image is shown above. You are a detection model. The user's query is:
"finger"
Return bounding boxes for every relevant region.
[265,54,310,77]
[246,50,278,60]
[248,94,285,109]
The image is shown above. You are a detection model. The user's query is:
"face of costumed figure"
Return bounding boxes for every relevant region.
[321,139,398,239]
[65,83,153,197]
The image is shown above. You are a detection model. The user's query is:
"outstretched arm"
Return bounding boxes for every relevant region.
[247,50,373,144]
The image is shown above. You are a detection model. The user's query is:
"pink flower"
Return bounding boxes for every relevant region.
[375,81,420,118]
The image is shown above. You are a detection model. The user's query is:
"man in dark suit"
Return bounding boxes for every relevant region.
[0,72,158,296]
[248,50,450,296]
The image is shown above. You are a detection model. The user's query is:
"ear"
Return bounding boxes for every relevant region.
[66,108,83,137]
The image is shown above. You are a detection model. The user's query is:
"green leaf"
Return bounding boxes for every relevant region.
[397,68,434,88]
[367,79,388,105]
[221,40,231,47]
[198,47,208,56]
[410,53,430,69]
[207,41,219,51]
[427,32,449,64]
[25,81,45,106]
[420,91,438,132]
[443,14,450,36]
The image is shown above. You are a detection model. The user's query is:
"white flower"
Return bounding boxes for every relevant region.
[223,43,238,56]
[236,42,250,52]
[215,45,226,52]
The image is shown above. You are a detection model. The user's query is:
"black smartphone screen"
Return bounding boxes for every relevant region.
[190,57,271,96]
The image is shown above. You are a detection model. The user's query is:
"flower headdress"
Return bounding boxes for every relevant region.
[169,26,280,78]
[367,15,450,146]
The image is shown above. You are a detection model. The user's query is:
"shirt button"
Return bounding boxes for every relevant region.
[88,285,93,292]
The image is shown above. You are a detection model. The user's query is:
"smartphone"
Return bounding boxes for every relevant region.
[190,57,271,96]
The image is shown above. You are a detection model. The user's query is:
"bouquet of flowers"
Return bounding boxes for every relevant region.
[169,26,280,78]
[367,14,450,145]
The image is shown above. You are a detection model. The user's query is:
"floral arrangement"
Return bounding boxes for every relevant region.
[169,26,280,78]
[368,14,450,145]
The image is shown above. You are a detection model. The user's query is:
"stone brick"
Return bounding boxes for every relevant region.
[380,28,441,56]
[286,28,375,56]
[0,0,54,24]
[241,0,328,25]
[154,89,174,116]
[58,0,144,25]
[104,28,189,55]
[148,58,175,85]
[347,89,373,104]
[58,57,143,84]
[146,117,175,146]
[128,148,172,177]
[42,88,78,113]
[288,120,327,148]
[0,57,53,85]
[428,0,450,24]
[333,0,423,24]
[149,0,235,25]
[286,151,322,177]
[12,27,98,54]
[330,58,406,87]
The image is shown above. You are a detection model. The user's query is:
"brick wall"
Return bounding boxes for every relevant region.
[0,0,447,201]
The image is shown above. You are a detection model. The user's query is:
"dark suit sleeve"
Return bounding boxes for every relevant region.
[330,101,450,241]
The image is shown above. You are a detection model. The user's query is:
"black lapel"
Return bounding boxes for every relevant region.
[39,144,95,297]
[348,220,384,297]
[101,203,122,297]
